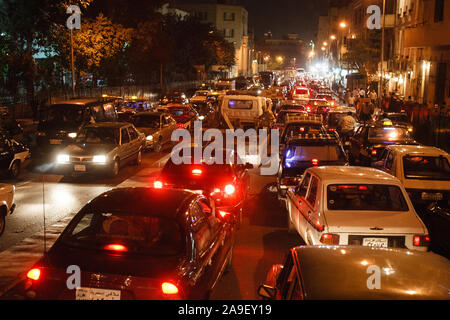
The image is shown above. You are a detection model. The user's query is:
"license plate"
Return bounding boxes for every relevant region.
[421,192,443,201]
[49,139,62,145]
[76,287,121,300]
[362,238,388,248]
[74,165,86,172]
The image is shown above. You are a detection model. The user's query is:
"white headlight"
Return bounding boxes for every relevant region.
[198,116,205,121]
[68,132,77,138]
[93,155,107,163]
[57,154,70,163]
[146,135,154,141]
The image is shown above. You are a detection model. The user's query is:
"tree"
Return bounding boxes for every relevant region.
[341,30,381,75]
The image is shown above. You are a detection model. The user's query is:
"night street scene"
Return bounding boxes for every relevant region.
[0,0,449,307]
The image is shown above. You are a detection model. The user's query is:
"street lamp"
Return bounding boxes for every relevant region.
[339,21,347,29]
[323,41,328,46]
[276,56,284,64]
[330,34,336,40]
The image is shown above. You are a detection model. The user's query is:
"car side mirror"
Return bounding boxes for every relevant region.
[257,285,277,300]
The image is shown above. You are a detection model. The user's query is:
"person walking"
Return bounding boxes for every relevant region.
[338,111,356,140]
[359,87,366,98]
[360,101,374,123]
[347,94,355,108]
[369,90,377,104]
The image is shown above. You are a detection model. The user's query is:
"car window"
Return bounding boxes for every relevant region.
[276,253,294,299]
[297,173,311,197]
[286,267,302,300]
[306,176,319,206]
[385,151,394,171]
[91,105,106,121]
[403,156,450,181]
[121,128,130,144]
[127,126,138,140]
[191,203,212,256]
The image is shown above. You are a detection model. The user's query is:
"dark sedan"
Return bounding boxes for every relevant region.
[22,188,235,300]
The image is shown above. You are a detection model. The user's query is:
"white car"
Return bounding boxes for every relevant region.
[0,183,15,236]
[189,90,210,103]
[375,145,449,206]
[286,166,429,251]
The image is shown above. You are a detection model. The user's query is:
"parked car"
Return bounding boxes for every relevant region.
[374,145,449,208]
[154,148,252,226]
[421,202,450,259]
[0,134,30,178]
[285,166,430,251]
[0,183,15,236]
[348,123,418,166]
[131,112,177,152]
[258,246,450,300]
[22,187,235,300]
[36,98,118,157]
[55,122,144,177]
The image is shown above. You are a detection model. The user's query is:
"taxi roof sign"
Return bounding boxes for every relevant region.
[286,114,323,125]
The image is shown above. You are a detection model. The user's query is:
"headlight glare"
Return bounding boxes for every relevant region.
[68,132,77,138]
[57,154,70,163]
[93,155,107,163]
[146,135,154,141]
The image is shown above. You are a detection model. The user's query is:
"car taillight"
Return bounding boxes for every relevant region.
[177,123,184,129]
[154,180,163,189]
[320,233,339,245]
[27,268,41,281]
[192,169,202,176]
[104,244,128,252]
[218,210,231,218]
[224,184,235,195]
[371,149,377,156]
[328,128,336,132]
[300,127,305,132]
[306,106,311,113]
[162,282,179,295]
[413,235,430,247]
[312,159,319,166]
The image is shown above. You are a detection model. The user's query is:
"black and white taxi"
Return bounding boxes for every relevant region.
[375,145,449,207]
[285,166,430,251]
[0,134,30,178]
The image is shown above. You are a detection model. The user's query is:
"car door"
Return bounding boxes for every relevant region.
[119,127,132,164]
[289,173,311,239]
[126,125,141,156]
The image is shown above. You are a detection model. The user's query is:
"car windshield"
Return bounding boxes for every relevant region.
[168,107,189,117]
[386,114,409,123]
[228,100,253,109]
[368,127,410,141]
[327,184,409,211]
[132,115,161,128]
[403,156,450,181]
[76,127,118,145]
[284,145,346,171]
[60,211,183,256]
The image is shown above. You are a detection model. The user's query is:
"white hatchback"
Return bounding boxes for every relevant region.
[285,166,430,251]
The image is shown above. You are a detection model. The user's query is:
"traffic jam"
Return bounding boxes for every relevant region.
[0,70,448,302]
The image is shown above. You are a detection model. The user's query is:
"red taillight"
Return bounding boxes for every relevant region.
[358,185,368,190]
[192,169,202,175]
[306,106,311,113]
[312,159,319,166]
[104,244,128,252]
[371,149,377,156]
[218,210,231,218]
[328,128,336,132]
[320,233,340,245]
[300,127,305,132]
[413,235,430,247]
[162,282,179,295]
[27,268,41,281]
[154,180,163,189]
[224,184,235,195]
[177,123,184,129]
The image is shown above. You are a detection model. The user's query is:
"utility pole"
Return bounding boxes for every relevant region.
[379,0,386,105]
[71,28,75,97]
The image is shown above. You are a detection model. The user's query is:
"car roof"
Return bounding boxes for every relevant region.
[86,187,197,219]
[85,122,130,129]
[223,95,263,101]
[305,166,401,185]
[294,246,450,299]
[387,145,449,157]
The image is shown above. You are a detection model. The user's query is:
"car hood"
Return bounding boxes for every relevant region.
[63,143,116,156]
[325,210,427,234]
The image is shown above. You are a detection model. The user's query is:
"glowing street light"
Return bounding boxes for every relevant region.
[276,56,284,63]
[330,34,336,40]
[323,41,328,46]
[321,47,326,51]
[339,21,347,28]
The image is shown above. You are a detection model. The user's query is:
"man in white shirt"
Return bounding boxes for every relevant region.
[338,112,356,138]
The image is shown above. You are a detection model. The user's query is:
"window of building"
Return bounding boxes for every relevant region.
[224,28,234,38]
[194,11,208,21]
[224,12,235,21]
[434,0,444,22]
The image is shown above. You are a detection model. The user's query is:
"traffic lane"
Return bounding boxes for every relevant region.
[0,148,172,253]
[211,174,304,300]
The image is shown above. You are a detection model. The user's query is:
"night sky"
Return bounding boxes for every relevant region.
[174,0,329,42]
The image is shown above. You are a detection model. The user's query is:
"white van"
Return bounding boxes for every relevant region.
[220,95,268,129]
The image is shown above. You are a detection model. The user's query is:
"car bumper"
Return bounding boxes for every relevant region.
[54,162,112,175]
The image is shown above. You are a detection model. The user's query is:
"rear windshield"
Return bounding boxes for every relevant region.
[60,212,184,256]
[168,107,189,116]
[368,127,410,141]
[283,124,323,137]
[327,184,409,211]
[132,115,160,128]
[295,89,308,95]
[41,105,89,124]
[403,156,450,181]
[285,145,346,164]
[228,100,253,109]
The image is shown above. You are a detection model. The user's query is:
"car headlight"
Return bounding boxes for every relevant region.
[68,132,77,138]
[146,135,154,141]
[57,154,70,163]
[37,132,46,136]
[198,115,205,121]
[93,155,107,163]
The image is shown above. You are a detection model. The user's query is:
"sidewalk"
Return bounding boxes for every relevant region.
[0,163,165,298]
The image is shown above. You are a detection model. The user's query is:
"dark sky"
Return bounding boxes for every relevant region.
[174,0,329,42]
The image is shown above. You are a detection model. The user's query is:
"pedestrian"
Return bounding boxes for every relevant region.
[369,90,377,104]
[359,87,366,98]
[347,94,355,108]
[337,111,356,139]
[360,101,374,123]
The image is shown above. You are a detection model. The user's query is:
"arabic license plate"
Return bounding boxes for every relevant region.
[49,139,62,145]
[74,165,86,172]
[362,238,388,248]
[421,192,443,201]
[76,287,121,300]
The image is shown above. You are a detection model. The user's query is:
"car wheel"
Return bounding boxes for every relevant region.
[134,150,142,166]
[9,160,20,178]
[0,211,5,236]
[110,159,120,177]
[153,139,162,152]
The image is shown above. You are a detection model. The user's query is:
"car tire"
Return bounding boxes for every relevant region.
[109,159,120,178]
[134,150,142,166]
[0,209,6,237]
[9,160,20,178]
